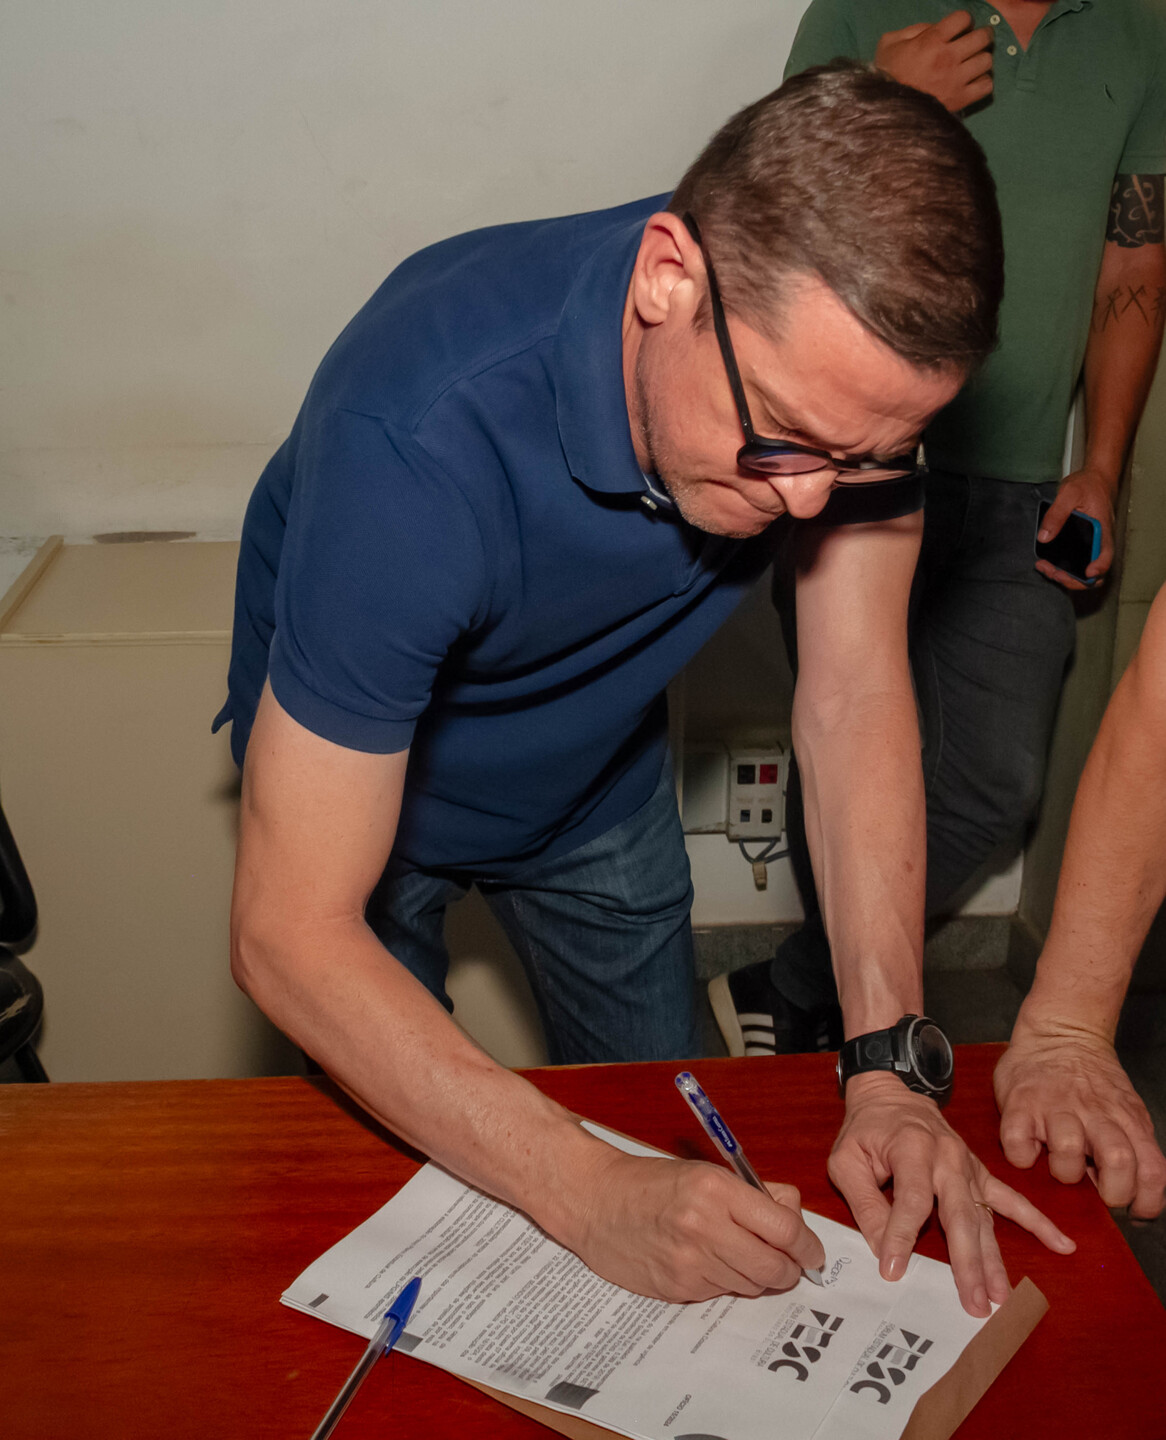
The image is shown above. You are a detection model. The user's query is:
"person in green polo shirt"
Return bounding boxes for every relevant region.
[712,0,1166,1194]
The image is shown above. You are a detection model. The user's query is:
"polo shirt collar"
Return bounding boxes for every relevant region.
[973,0,1088,13]
[554,205,662,495]
[1022,0,1090,20]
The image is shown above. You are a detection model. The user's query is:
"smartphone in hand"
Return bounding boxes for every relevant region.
[1035,500,1102,585]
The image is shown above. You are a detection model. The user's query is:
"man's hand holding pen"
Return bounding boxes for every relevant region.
[564,1145,826,1304]
[536,1073,825,1306]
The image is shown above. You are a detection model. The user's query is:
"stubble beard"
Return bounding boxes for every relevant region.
[633,347,770,540]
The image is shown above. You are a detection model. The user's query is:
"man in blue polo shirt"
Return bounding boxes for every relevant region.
[223,66,1072,1314]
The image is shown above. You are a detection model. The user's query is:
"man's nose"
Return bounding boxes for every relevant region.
[768,468,836,519]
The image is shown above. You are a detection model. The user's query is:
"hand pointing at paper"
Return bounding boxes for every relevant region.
[830,1075,1075,1318]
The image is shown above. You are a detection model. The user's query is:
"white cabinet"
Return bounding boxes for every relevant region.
[0,538,299,1080]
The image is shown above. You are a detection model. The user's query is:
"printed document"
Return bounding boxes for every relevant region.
[283,1124,990,1440]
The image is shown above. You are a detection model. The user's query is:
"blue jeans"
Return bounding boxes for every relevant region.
[771,470,1077,1013]
[364,759,701,1064]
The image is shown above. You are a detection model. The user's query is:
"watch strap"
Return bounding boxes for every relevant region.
[838,1027,902,1082]
[837,1014,953,1104]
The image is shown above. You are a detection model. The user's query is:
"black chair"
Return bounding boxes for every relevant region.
[0,799,47,1081]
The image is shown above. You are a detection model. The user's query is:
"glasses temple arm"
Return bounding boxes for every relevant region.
[681,213,757,445]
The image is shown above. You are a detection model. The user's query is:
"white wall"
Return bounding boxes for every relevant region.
[1,1,803,538]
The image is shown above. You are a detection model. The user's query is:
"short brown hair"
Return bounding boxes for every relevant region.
[669,62,1003,371]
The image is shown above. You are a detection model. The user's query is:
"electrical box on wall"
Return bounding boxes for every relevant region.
[727,748,786,841]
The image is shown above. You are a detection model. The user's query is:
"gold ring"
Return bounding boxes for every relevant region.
[974,1201,995,1218]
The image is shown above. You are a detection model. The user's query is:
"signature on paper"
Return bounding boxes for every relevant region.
[822,1255,852,1286]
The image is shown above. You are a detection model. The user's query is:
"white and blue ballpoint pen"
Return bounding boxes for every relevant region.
[675,1071,824,1286]
[309,1275,422,1440]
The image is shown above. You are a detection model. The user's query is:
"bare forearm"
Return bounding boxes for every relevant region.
[232,687,602,1241]
[232,911,835,1301]
[231,911,598,1239]
[794,685,925,1035]
[790,515,926,1037]
[1018,594,1166,1040]
[1083,285,1165,486]
[232,686,835,1304]
[1042,236,1165,589]
[1082,194,1165,486]
[789,518,1075,1304]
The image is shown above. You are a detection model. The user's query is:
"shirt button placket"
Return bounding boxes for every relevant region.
[1017,38,1039,91]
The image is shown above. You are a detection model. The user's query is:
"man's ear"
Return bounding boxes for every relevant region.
[628,212,704,328]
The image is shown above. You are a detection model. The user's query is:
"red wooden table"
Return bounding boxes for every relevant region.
[2,1046,1163,1438]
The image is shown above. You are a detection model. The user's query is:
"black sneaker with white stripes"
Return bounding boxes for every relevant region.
[708,959,844,1056]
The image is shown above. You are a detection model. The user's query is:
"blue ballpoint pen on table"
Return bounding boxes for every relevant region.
[309,1275,422,1440]
[675,1071,824,1286]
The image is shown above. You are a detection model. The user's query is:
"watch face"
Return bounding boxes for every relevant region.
[911,1022,953,1087]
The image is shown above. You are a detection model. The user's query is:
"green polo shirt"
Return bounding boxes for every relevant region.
[785,0,1166,482]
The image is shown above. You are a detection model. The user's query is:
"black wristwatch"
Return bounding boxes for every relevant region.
[836,1015,954,1105]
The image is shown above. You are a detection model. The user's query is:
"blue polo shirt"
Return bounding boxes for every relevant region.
[220,197,917,873]
[218,198,782,874]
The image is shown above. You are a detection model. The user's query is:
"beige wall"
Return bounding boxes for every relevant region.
[1,0,802,539]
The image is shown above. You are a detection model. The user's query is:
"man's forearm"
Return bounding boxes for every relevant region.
[231,907,602,1239]
[809,676,1079,1309]
[1016,590,1166,1041]
[794,682,925,1036]
[233,686,835,1305]
[229,690,602,1246]
[788,523,1075,1306]
[1081,210,1165,489]
[232,904,833,1303]
[789,515,926,1038]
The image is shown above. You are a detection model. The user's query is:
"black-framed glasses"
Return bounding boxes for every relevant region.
[682,214,918,485]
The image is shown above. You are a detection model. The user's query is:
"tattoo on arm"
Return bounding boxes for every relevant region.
[1106,174,1164,246]
[1093,283,1166,332]
[1094,176,1166,331]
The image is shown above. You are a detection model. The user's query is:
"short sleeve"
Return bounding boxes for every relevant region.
[269,408,488,754]
[1118,21,1166,174]
[784,0,864,81]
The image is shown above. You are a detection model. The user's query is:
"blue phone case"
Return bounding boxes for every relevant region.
[1035,501,1101,585]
